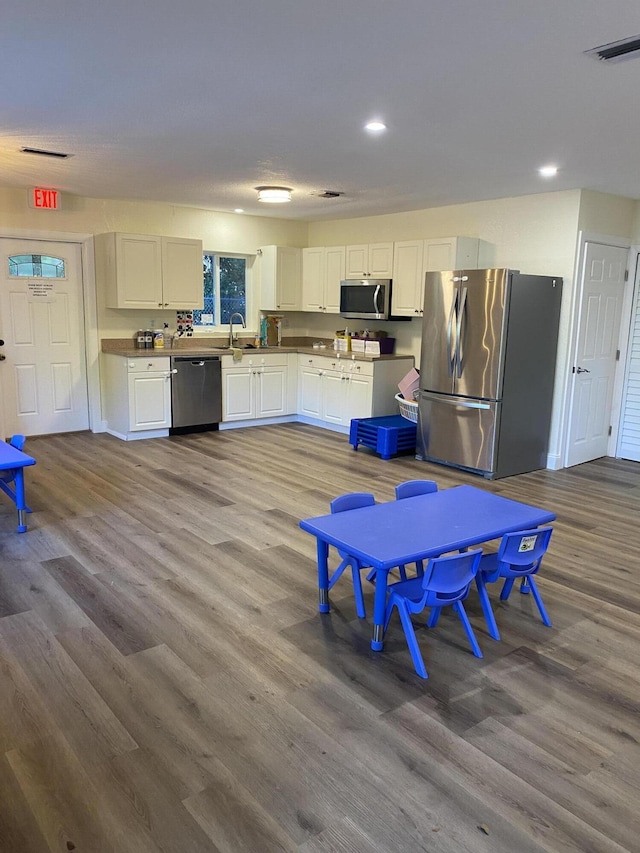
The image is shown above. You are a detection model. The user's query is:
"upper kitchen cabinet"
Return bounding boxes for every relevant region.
[345,243,394,278]
[260,245,302,311]
[391,237,480,317]
[302,246,345,313]
[97,233,204,310]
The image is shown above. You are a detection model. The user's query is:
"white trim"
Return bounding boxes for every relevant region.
[105,427,169,441]
[614,247,640,457]
[561,231,632,467]
[219,414,296,430]
[0,226,102,434]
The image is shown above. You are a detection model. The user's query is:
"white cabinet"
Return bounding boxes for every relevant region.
[102,354,172,439]
[260,246,302,311]
[297,354,413,432]
[97,233,204,310]
[391,237,480,317]
[221,353,296,422]
[302,246,345,312]
[345,243,394,278]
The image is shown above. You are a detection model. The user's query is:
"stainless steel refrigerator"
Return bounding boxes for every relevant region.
[416,268,562,479]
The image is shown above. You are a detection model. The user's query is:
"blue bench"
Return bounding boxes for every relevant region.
[0,436,36,532]
[349,415,417,460]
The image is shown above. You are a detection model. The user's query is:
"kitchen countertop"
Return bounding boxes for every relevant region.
[101,340,413,363]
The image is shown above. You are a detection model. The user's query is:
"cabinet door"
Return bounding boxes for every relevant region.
[298,367,323,418]
[276,246,302,310]
[162,237,204,309]
[422,237,479,274]
[392,240,424,316]
[368,243,394,278]
[345,373,373,422]
[115,234,163,309]
[322,371,346,424]
[128,373,171,430]
[302,247,324,311]
[323,246,345,313]
[345,245,368,278]
[256,367,287,417]
[222,368,254,421]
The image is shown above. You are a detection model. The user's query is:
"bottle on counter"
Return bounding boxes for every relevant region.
[144,329,153,349]
[153,328,164,348]
[135,329,145,349]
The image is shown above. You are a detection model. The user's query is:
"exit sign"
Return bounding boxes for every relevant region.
[29,187,60,210]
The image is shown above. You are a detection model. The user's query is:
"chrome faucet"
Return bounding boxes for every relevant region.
[228,312,246,346]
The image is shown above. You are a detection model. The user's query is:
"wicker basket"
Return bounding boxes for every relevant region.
[395,393,418,423]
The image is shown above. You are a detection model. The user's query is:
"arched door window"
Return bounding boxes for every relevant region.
[8,254,66,278]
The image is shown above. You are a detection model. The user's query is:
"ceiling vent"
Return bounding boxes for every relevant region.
[21,147,71,159]
[314,190,344,199]
[585,34,640,63]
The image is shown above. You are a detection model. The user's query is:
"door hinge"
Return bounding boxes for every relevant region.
[616,349,620,361]
[625,269,629,281]
[608,425,612,436]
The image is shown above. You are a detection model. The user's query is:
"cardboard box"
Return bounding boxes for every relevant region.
[398,367,420,400]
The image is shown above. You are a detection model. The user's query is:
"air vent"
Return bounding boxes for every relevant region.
[585,34,640,63]
[21,147,71,159]
[315,190,344,199]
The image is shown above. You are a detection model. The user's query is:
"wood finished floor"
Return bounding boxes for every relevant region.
[0,424,639,853]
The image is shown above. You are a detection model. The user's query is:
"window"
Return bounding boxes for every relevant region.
[8,253,66,278]
[193,253,248,328]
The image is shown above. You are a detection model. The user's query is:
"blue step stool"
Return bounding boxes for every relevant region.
[349,415,417,460]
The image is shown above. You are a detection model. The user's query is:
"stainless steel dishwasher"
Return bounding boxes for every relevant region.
[170,355,222,432]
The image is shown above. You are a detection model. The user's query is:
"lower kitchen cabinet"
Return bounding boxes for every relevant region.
[102,354,172,439]
[297,354,413,432]
[221,353,297,423]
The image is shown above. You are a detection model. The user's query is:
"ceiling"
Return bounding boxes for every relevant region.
[2,1,640,221]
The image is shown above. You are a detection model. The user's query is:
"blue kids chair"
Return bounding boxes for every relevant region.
[383,548,483,679]
[393,479,438,579]
[475,527,553,641]
[329,492,375,618]
[0,435,33,513]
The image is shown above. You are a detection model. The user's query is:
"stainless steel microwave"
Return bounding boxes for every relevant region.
[340,279,392,320]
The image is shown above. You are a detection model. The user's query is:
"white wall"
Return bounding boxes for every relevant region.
[0,187,308,338]
[3,183,638,468]
[303,190,584,462]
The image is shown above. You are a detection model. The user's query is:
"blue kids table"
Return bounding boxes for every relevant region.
[300,485,555,650]
[0,439,36,532]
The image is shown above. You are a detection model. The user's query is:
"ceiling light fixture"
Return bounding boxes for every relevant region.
[365,121,386,132]
[234,208,244,213]
[256,186,292,203]
[539,165,558,178]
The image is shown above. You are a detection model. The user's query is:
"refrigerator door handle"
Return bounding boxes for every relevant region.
[456,286,468,378]
[422,393,491,410]
[446,289,457,376]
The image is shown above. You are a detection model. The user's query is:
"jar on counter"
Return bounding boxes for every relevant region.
[135,330,145,349]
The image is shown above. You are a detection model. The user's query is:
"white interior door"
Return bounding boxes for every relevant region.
[565,241,627,467]
[0,238,89,437]
[617,254,640,461]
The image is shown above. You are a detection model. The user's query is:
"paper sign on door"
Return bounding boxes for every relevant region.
[27,280,56,302]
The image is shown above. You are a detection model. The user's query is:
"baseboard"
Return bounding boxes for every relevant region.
[545,452,564,470]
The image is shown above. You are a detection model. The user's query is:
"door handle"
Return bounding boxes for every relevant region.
[0,354,5,361]
[575,367,591,374]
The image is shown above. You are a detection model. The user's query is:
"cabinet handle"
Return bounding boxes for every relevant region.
[158,302,163,307]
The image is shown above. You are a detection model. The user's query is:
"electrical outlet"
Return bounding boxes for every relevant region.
[281,317,290,328]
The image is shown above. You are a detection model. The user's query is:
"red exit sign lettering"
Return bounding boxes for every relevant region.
[29,187,60,210]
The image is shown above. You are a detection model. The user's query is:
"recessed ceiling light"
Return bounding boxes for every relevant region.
[234,208,244,213]
[539,165,558,178]
[256,186,292,203]
[365,121,386,133]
